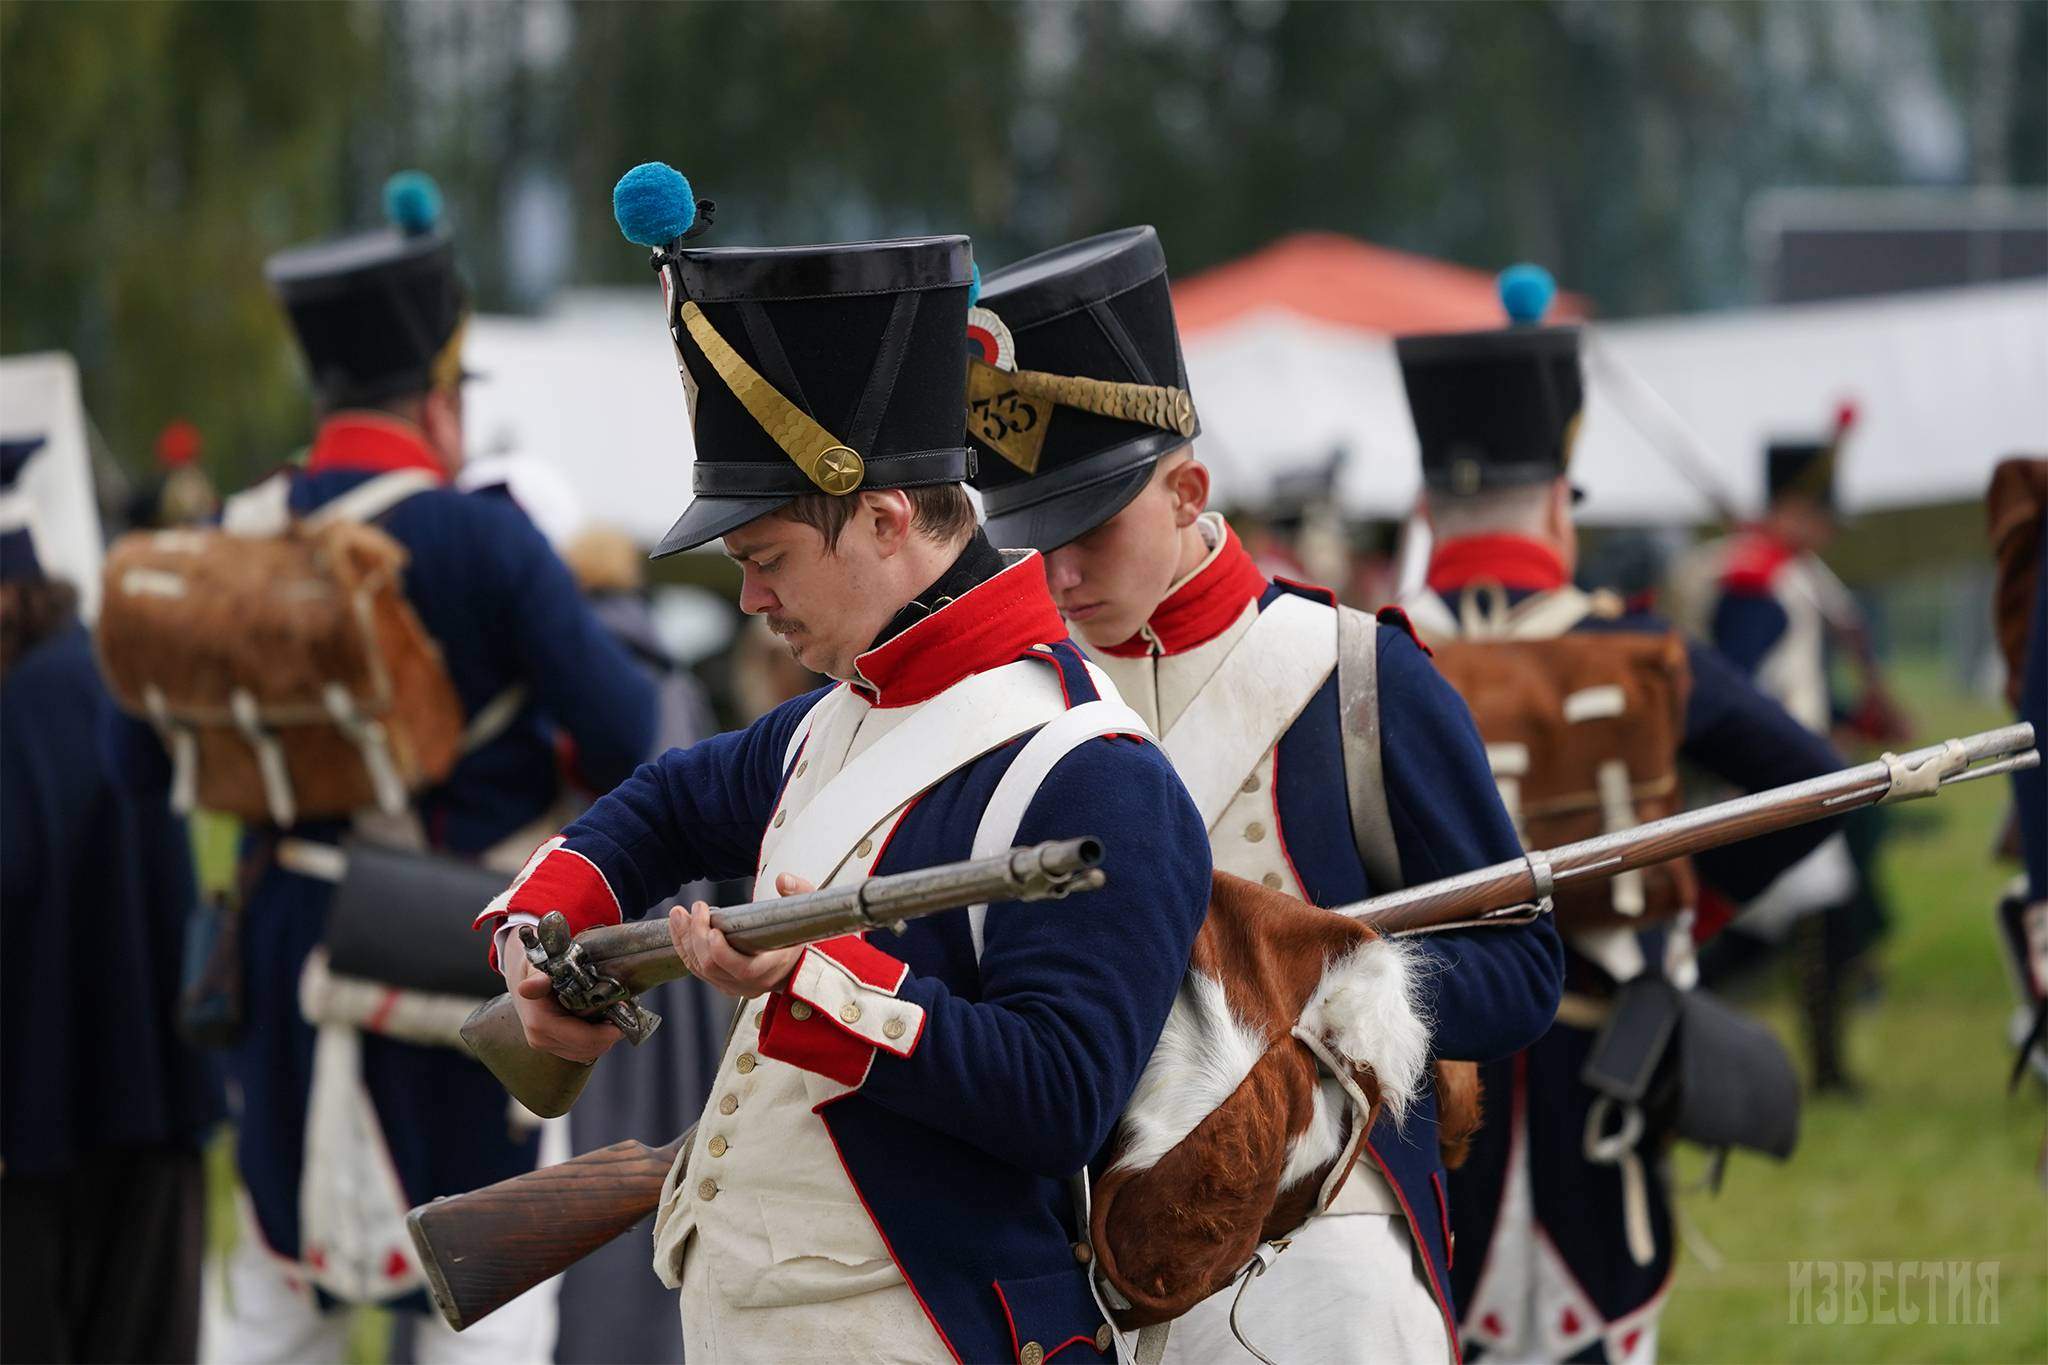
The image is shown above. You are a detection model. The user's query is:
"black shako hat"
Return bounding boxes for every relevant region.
[612,162,976,557]
[1397,264,1583,497]
[1766,401,1856,511]
[966,227,1201,554]
[265,172,470,409]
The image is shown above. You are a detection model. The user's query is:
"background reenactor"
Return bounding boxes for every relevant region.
[0,432,221,1363]
[969,225,1564,1363]
[95,173,656,1363]
[480,164,1211,1363]
[1674,411,1903,1095]
[1396,268,1844,1364]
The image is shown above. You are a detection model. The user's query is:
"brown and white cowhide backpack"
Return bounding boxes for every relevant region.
[970,701,1481,1333]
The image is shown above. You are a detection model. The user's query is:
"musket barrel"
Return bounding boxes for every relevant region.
[465,837,1108,1116]
[1348,723,2037,934]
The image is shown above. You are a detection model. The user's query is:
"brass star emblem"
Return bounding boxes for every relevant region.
[814,445,865,495]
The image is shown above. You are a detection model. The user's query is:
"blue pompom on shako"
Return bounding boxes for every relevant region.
[1498,262,1556,326]
[618,161,975,556]
[968,261,982,310]
[265,169,469,407]
[382,170,443,237]
[0,434,49,583]
[1395,261,1582,496]
[614,163,697,248]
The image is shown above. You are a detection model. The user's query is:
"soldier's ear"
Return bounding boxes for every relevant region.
[863,489,916,557]
[1165,454,1211,526]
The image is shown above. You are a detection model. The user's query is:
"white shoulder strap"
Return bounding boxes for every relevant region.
[968,698,1151,962]
[306,468,442,529]
[1159,593,1335,829]
[762,662,1064,891]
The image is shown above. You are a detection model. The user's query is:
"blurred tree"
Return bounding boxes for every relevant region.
[0,0,390,492]
[2,0,2040,495]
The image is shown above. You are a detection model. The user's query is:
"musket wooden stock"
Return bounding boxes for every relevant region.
[407,1132,687,1332]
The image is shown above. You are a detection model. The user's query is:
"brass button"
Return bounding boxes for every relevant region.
[772,809,786,828]
[1020,1344,1044,1365]
[1241,773,1261,794]
[1095,1324,1114,1352]
[736,1053,757,1074]
[718,1094,738,1116]
[840,1002,862,1025]
[1244,820,1266,843]
[795,759,808,778]
[708,1136,728,1157]
[1263,872,1284,890]
[790,1001,813,1021]
[1072,1241,1093,1265]
[697,1178,718,1201]
[753,1008,765,1030]
[883,1017,906,1041]
[855,837,874,859]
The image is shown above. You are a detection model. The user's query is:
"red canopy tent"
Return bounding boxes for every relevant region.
[1170,231,1588,336]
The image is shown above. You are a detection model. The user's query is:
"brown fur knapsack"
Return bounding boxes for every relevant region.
[96,471,467,827]
[1089,872,1481,1328]
[1432,628,1694,932]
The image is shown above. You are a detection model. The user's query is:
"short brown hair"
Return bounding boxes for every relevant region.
[777,484,977,550]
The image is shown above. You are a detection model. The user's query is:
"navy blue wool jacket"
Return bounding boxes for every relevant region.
[229,414,656,1294]
[484,558,1211,1365]
[1,622,223,1176]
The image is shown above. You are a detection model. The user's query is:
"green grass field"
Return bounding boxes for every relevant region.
[1660,661,2048,1364]
[199,658,2046,1363]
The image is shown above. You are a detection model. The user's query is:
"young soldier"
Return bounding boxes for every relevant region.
[483,166,1211,1365]
[216,175,657,1362]
[1395,269,1844,1363]
[967,225,1564,1363]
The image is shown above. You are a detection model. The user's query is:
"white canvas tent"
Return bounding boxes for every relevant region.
[1185,278,2048,525]
[0,351,106,617]
[464,278,2048,543]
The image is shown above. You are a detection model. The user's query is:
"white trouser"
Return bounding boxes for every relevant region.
[1160,1212,1451,1365]
[206,1204,560,1365]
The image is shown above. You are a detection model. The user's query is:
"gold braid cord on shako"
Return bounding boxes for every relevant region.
[680,300,866,495]
[968,357,1197,476]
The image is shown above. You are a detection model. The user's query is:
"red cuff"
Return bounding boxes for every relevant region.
[755,935,923,1087]
[472,841,621,968]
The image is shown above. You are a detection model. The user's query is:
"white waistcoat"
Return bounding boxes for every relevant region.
[652,656,1084,1362]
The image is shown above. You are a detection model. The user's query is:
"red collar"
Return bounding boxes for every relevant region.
[1102,520,1269,658]
[1719,527,1797,594]
[852,553,1068,708]
[305,412,449,482]
[1426,534,1568,595]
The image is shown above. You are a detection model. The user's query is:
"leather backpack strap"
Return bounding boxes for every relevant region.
[1336,605,1402,892]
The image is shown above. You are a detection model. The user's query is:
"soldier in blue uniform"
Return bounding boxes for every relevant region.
[963,226,1563,1362]
[1395,268,1844,1363]
[1,434,221,1363]
[214,174,656,1362]
[1678,417,1898,1096]
[480,164,1211,1364]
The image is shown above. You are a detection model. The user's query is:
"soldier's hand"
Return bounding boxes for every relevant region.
[502,943,623,1064]
[668,873,810,999]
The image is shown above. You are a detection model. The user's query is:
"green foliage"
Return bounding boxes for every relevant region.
[2,0,2042,511]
